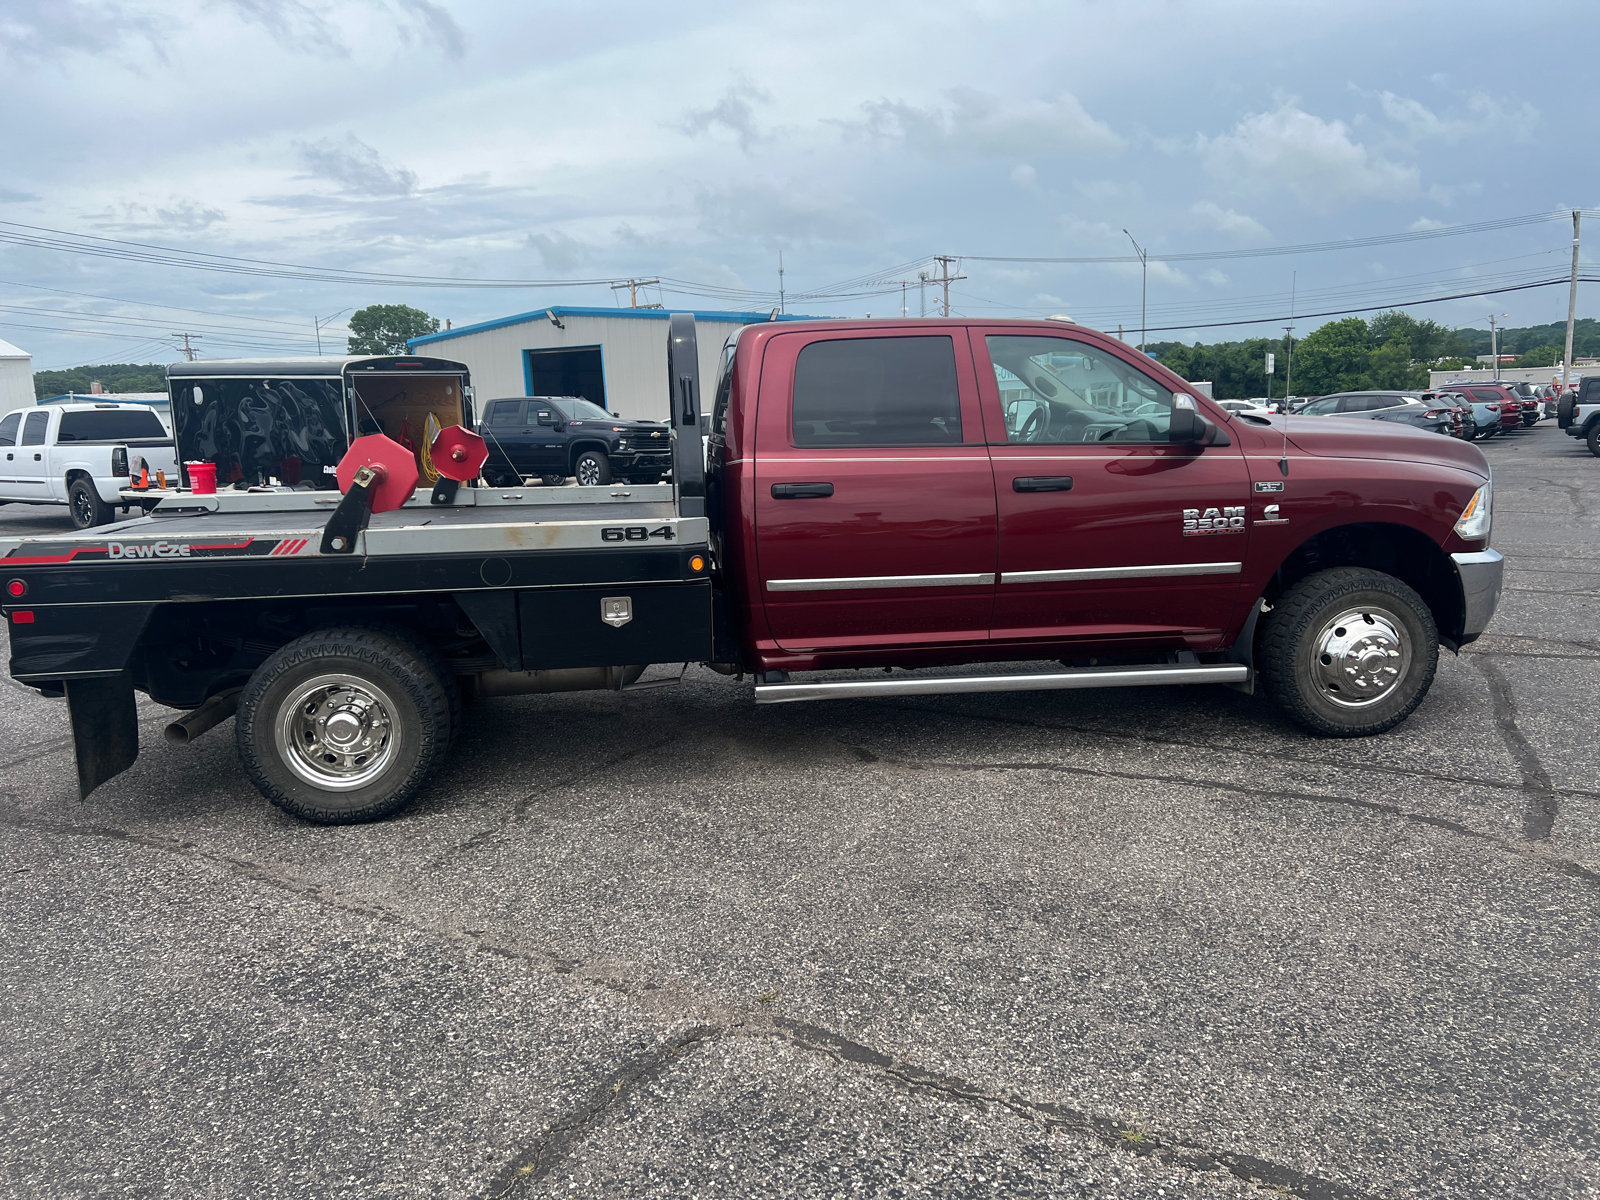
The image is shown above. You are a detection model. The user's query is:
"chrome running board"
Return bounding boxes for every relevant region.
[753,663,1249,705]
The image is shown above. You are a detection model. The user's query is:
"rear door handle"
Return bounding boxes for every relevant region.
[1012,476,1073,493]
[771,482,834,499]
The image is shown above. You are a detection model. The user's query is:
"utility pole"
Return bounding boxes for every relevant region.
[1563,209,1582,395]
[172,333,201,361]
[313,308,350,355]
[932,255,966,317]
[1123,229,1148,352]
[1490,313,1501,381]
[778,251,786,315]
[901,281,908,317]
[609,279,661,308]
[918,271,928,317]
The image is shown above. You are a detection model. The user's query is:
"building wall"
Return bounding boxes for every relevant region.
[1429,365,1600,389]
[414,312,760,422]
[0,356,32,413]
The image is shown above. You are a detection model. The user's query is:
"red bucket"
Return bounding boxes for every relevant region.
[186,461,217,495]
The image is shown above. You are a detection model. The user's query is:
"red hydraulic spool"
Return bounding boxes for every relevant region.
[336,434,420,513]
[430,424,488,482]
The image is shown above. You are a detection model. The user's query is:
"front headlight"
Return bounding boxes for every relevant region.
[1455,479,1492,541]
[614,438,628,450]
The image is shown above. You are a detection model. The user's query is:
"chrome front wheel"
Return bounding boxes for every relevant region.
[1310,607,1411,709]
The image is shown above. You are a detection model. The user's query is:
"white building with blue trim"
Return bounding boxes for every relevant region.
[407,306,823,421]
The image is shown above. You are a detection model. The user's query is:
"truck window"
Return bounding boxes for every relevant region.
[791,336,961,447]
[985,336,1173,444]
[548,397,611,422]
[57,409,167,442]
[711,341,736,438]
[487,400,525,425]
[0,412,19,447]
[21,411,49,446]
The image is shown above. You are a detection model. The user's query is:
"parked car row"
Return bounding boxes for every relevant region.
[1282,384,1546,442]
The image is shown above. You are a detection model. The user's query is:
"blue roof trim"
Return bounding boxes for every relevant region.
[408,306,827,348]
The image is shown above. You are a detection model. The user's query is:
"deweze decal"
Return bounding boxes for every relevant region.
[1182,506,1245,535]
[107,541,191,559]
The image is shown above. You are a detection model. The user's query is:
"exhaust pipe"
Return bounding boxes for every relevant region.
[164,688,242,746]
[474,664,646,697]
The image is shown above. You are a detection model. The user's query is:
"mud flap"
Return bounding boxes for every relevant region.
[66,675,139,799]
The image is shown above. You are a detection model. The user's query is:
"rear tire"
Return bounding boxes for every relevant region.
[574,451,612,486]
[540,473,566,487]
[236,627,451,824]
[68,478,112,529]
[1259,567,1438,737]
[1587,424,1600,458]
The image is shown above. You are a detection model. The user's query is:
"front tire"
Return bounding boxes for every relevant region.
[68,478,112,529]
[574,450,612,487]
[540,473,566,487]
[1587,423,1600,458]
[236,628,452,824]
[1259,567,1438,737]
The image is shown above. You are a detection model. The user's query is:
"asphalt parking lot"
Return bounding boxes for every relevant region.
[2,421,1597,1200]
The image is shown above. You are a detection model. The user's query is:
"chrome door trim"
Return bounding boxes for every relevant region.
[766,572,996,592]
[1001,561,1242,584]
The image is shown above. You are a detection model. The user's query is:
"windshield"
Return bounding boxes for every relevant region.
[547,397,612,422]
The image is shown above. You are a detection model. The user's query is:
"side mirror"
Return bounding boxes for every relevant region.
[536,410,555,426]
[1169,394,1204,444]
[1168,394,1227,447]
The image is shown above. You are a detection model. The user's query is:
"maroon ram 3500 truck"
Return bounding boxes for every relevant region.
[3,315,1501,823]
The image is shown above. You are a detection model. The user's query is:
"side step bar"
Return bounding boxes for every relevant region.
[754,663,1248,705]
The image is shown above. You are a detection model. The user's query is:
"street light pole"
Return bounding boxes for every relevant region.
[1123,229,1147,353]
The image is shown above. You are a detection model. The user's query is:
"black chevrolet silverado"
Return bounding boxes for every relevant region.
[478,395,673,487]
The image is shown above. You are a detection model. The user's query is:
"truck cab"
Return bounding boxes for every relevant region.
[478,395,673,487]
[0,402,177,527]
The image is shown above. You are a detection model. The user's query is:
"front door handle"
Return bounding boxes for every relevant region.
[33,453,42,461]
[1013,475,1073,493]
[771,482,834,499]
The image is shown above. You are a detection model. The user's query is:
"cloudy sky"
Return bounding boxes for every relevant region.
[1,0,1592,369]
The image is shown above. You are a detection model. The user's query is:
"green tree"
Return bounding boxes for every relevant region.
[347,304,440,355]
[1291,318,1373,395]
[1513,344,1563,368]
[33,362,169,399]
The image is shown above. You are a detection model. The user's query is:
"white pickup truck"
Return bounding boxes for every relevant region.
[0,402,179,528]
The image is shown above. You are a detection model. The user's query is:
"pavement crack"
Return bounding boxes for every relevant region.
[480,1025,724,1199]
[767,1017,1376,1200]
[1474,657,1559,840]
[849,751,1600,894]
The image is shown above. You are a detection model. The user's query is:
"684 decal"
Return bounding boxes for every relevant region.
[601,525,676,542]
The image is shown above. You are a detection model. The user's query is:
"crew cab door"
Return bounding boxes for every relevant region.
[753,330,997,652]
[975,331,1250,648]
[0,411,21,499]
[13,410,54,500]
[527,399,569,475]
[482,399,532,477]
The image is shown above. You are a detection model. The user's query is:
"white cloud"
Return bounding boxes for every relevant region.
[295,134,417,196]
[1409,216,1446,231]
[1011,163,1037,189]
[1201,269,1229,286]
[1198,104,1419,209]
[1377,90,1538,144]
[1075,179,1141,204]
[845,88,1123,159]
[526,230,590,274]
[1189,200,1268,242]
[695,184,877,246]
[681,78,773,154]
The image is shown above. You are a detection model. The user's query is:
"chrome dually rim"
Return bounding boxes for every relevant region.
[275,673,402,790]
[1311,606,1410,708]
